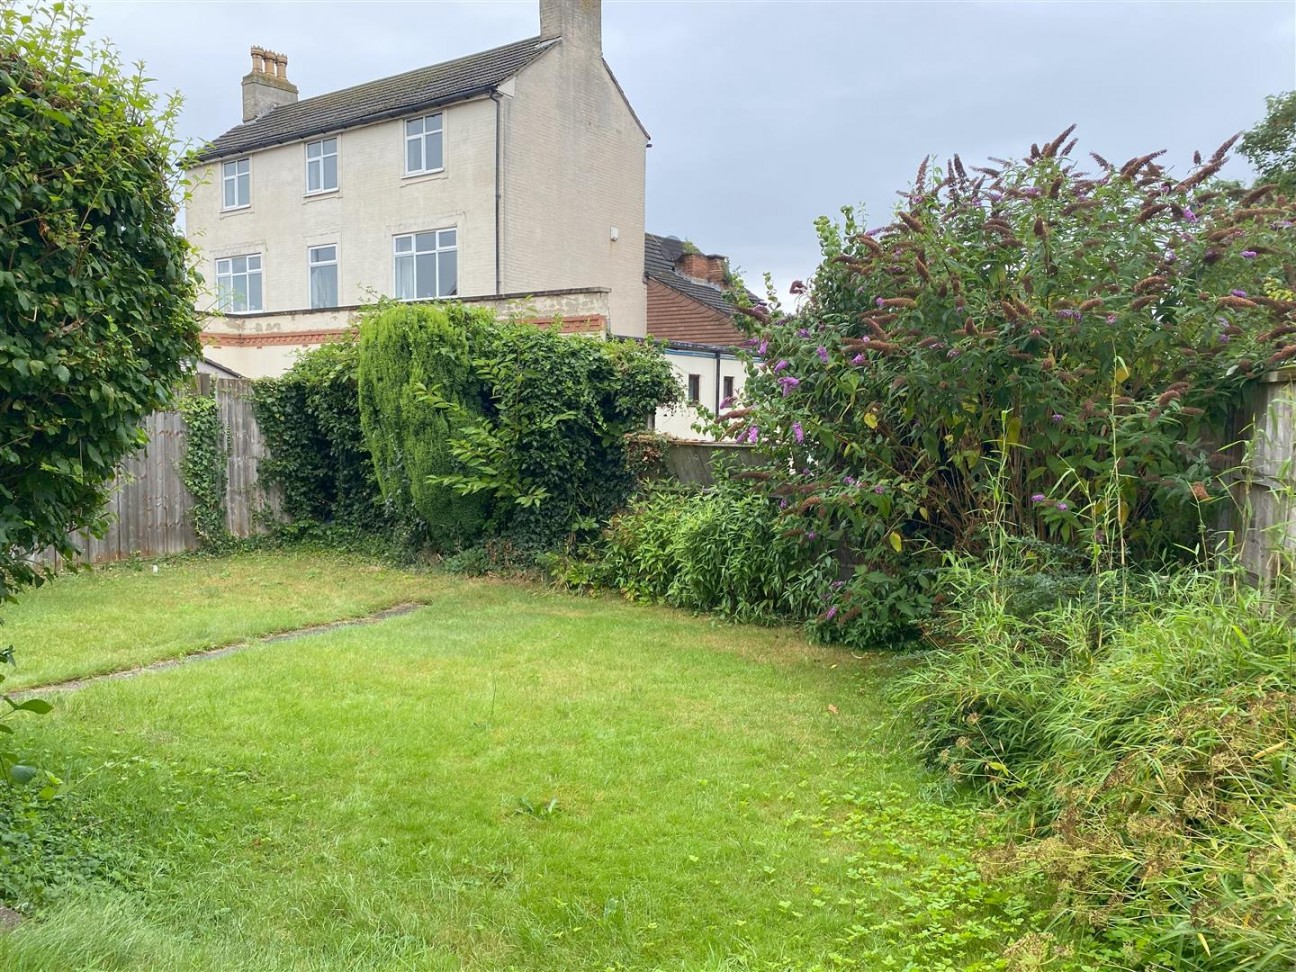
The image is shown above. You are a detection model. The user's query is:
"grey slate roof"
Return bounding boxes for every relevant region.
[194,36,556,163]
[644,232,743,317]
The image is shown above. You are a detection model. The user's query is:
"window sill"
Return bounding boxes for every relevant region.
[304,188,340,201]
[401,168,447,186]
[220,205,252,218]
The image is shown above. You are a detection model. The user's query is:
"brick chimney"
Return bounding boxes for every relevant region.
[539,0,602,53]
[242,46,298,122]
[677,252,729,287]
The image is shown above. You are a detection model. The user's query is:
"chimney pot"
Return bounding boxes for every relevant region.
[242,45,298,122]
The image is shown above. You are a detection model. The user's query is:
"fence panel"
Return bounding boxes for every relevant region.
[37,378,278,568]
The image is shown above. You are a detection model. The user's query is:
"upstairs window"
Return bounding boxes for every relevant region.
[222,158,250,209]
[305,138,338,193]
[308,245,338,308]
[393,229,457,299]
[215,254,262,313]
[404,113,444,175]
[723,376,735,402]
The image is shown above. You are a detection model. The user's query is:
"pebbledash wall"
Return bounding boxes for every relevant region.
[187,1,648,379]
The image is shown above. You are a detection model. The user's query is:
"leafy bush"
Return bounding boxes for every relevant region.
[593,479,837,625]
[253,337,395,536]
[718,131,1296,642]
[357,302,495,550]
[0,4,200,598]
[901,564,1296,969]
[357,303,678,554]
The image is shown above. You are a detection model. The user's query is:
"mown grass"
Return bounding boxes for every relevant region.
[0,550,442,691]
[0,557,1059,970]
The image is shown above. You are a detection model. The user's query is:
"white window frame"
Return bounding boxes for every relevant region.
[403,113,444,176]
[392,229,458,300]
[215,253,263,313]
[307,244,339,309]
[305,137,339,195]
[221,158,250,210]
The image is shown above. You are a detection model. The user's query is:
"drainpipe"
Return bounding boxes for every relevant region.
[491,90,503,296]
[714,348,722,414]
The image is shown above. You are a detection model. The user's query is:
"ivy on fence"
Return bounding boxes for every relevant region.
[178,393,229,547]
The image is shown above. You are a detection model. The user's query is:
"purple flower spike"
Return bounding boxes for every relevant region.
[1051,413,1064,424]
[797,328,811,338]
[757,339,768,357]
[778,376,801,396]
[873,484,886,494]
[1274,220,1293,229]
[792,421,804,443]
[1106,314,1117,325]
[746,425,760,444]
[1057,502,1069,512]
[720,396,734,409]
[1183,207,1197,223]
[1031,493,1046,503]
[773,359,790,373]
[807,531,816,541]
[843,476,856,487]
[816,345,829,364]
[851,354,865,365]
[875,297,885,308]
[825,606,838,620]
[1242,250,1258,260]
[779,498,788,509]
[1232,289,1248,298]
[1164,249,1177,263]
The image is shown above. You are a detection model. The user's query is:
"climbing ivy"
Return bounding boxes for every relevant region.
[178,393,228,547]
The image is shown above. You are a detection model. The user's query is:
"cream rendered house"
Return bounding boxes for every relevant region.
[187,0,648,378]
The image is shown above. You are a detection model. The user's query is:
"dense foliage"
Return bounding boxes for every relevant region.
[591,480,837,625]
[1241,91,1296,195]
[176,392,228,547]
[901,562,1296,970]
[357,303,678,553]
[714,130,1296,642]
[252,338,394,536]
[0,3,200,597]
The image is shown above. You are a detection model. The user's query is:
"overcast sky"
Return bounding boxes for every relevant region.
[83,0,1295,295]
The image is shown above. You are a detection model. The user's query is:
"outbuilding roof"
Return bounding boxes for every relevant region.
[193,36,556,163]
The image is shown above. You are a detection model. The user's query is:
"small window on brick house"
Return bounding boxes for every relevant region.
[687,374,701,405]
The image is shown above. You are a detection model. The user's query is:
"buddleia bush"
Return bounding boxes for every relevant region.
[723,128,1296,643]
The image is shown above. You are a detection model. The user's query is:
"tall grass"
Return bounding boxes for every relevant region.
[900,558,1296,969]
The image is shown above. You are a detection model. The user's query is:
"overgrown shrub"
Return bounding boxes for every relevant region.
[253,337,394,535]
[901,564,1296,969]
[715,130,1296,642]
[357,303,678,554]
[357,303,495,550]
[593,479,836,625]
[0,3,200,597]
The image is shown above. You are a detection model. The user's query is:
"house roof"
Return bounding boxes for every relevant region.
[644,232,741,318]
[193,36,557,163]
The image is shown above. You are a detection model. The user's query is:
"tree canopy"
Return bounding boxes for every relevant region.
[0,3,201,598]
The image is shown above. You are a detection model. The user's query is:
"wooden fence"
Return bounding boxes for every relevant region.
[36,369,1296,574]
[1228,368,1296,580]
[45,377,277,568]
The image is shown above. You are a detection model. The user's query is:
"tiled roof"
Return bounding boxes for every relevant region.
[194,36,556,163]
[644,232,741,318]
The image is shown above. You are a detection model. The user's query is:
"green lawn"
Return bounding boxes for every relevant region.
[0,554,1046,971]
[1,550,443,691]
